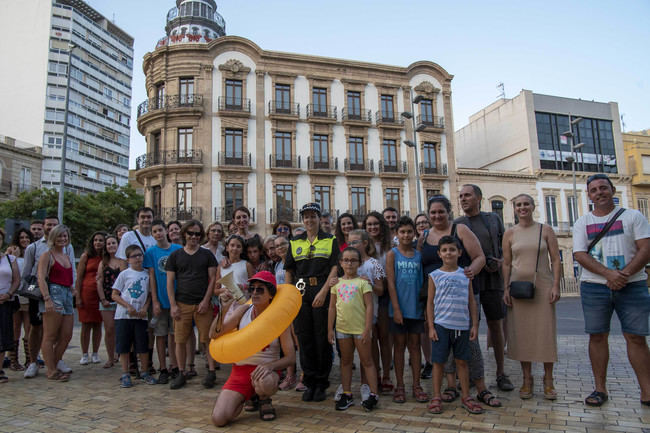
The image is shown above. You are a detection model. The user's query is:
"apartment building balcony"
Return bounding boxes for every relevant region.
[378,160,408,179]
[217,152,252,172]
[218,97,251,117]
[375,111,405,129]
[214,207,256,223]
[269,208,301,223]
[419,162,448,179]
[416,115,444,131]
[344,158,374,177]
[134,150,203,182]
[268,101,300,119]
[307,157,338,175]
[136,94,203,122]
[341,108,372,126]
[269,155,301,174]
[306,104,337,123]
[163,206,203,222]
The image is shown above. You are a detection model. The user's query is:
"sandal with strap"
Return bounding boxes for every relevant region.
[441,387,460,403]
[413,385,429,403]
[392,386,406,403]
[381,377,394,394]
[427,396,443,414]
[585,390,608,407]
[244,394,259,412]
[519,377,533,400]
[103,360,114,369]
[278,374,296,391]
[258,398,276,421]
[476,389,502,407]
[47,371,69,382]
[461,396,484,414]
[543,376,557,400]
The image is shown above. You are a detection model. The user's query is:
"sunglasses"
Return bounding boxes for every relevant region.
[186,230,202,237]
[348,239,362,245]
[248,285,267,294]
[277,226,289,232]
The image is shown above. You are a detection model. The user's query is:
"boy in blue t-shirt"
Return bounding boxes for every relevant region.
[143,219,182,384]
[426,235,481,415]
[386,216,427,404]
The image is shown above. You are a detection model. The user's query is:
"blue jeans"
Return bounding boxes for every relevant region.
[581,280,650,336]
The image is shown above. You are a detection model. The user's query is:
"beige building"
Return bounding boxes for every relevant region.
[623,130,650,220]
[0,135,43,202]
[134,0,456,233]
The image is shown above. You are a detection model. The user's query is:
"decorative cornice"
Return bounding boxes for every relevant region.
[218,59,251,74]
[414,81,440,95]
[456,168,537,180]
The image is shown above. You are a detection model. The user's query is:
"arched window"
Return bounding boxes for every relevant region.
[491,199,504,222]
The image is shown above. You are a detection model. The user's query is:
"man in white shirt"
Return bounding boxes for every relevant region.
[573,173,650,407]
[116,208,156,260]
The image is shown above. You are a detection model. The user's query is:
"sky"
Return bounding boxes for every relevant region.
[85,0,650,168]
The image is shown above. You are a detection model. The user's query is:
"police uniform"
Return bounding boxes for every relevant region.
[285,228,339,392]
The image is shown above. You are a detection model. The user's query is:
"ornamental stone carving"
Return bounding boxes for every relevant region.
[414,81,440,95]
[218,59,251,74]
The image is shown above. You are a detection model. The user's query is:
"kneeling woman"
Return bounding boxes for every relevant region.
[211,271,295,426]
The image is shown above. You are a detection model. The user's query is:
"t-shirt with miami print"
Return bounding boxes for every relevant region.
[573,207,650,284]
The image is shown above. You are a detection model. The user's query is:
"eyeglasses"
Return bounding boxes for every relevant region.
[348,239,362,245]
[186,230,202,237]
[248,285,267,294]
[340,258,359,264]
[128,253,143,259]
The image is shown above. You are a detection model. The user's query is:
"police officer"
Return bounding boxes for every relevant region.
[284,203,339,402]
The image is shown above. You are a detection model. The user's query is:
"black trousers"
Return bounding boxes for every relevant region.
[293,285,332,390]
[0,302,16,352]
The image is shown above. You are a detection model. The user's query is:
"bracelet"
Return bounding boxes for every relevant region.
[43,295,51,301]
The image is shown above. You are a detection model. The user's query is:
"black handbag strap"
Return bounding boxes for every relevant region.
[532,223,543,285]
[587,208,625,253]
[133,230,147,252]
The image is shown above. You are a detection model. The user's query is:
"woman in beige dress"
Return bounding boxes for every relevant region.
[502,194,561,400]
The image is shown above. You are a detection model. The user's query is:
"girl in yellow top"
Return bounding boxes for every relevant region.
[327,247,378,411]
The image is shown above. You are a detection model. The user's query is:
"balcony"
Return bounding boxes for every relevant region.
[217,152,252,172]
[163,206,203,222]
[346,209,368,221]
[269,155,301,172]
[306,104,337,123]
[214,207,256,223]
[218,97,251,117]
[416,115,444,130]
[554,221,572,237]
[269,208,301,223]
[379,160,408,178]
[136,94,203,119]
[344,158,374,176]
[341,108,372,125]
[419,162,448,179]
[268,101,299,118]
[376,111,405,128]
[135,149,203,170]
[307,156,338,174]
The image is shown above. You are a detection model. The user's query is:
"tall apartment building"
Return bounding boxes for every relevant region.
[135,0,456,231]
[0,0,134,193]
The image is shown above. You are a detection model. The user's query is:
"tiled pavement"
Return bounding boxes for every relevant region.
[1,330,648,432]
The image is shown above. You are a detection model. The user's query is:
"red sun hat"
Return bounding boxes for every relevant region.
[248,270,277,288]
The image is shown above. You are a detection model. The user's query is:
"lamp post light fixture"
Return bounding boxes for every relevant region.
[401,93,426,213]
[57,42,78,223]
[562,115,584,225]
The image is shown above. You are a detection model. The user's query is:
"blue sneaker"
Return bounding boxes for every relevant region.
[141,373,158,385]
[120,373,133,388]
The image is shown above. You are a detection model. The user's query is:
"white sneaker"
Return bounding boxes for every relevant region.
[24,362,39,378]
[91,353,101,364]
[334,384,343,401]
[79,354,89,365]
[57,359,73,373]
[360,383,371,402]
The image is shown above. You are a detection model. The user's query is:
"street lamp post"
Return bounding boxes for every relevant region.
[401,92,426,214]
[562,115,584,225]
[57,42,77,223]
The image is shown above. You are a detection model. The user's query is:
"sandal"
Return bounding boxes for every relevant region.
[0,370,7,383]
[461,396,484,414]
[497,374,514,391]
[441,387,460,403]
[380,377,394,394]
[543,376,557,400]
[519,377,533,400]
[258,398,276,421]
[585,390,608,407]
[413,385,429,403]
[427,396,443,414]
[103,360,114,369]
[392,386,406,403]
[47,371,70,382]
[244,395,259,412]
[476,390,502,407]
[278,374,296,391]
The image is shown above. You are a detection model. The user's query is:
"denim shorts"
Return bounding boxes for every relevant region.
[581,280,650,336]
[335,330,362,340]
[99,302,117,312]
[431,323,471,363]
[39,283,74,316]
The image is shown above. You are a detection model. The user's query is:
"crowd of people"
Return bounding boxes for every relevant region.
[0,173,648,426]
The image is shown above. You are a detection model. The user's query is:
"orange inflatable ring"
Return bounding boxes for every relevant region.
[209,283,302,364]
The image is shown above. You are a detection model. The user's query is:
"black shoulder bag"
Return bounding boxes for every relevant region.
[509,223,543,300]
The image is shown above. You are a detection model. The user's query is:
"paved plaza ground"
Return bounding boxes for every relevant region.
[1,298,648,433]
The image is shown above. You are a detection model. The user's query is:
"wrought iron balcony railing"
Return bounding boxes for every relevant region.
[375,111,404,125]
[268,101,299,116]
[307,157,338,170]
[344,158,374,172]
[137,94,203,118]
[417,115,444,129]
[218,97,251,113]
[419,162,448,175]
[214,207,256,223]
[217,152,252,167]
[135,149,203,170]
[379,160,408,174]
[269,208,301,223]
[269,154,301,169]
[306,104,337,120]
[163,206,203,222]
[341,108,372,122]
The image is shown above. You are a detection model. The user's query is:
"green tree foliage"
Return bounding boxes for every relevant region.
[0,185,143,255]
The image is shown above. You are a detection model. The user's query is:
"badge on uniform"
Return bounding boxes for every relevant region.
[296,247,302,254]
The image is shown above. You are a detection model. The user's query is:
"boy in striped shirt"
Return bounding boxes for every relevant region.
[426,236,482,414]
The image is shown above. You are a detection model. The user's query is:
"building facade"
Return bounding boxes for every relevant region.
[624,130,650,220]
[0,135,44,203]
[0,0,134,194]
[135,0,456,232]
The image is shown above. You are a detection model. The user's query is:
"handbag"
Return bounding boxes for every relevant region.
[509,223,543,299]
[16,249,52,301]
